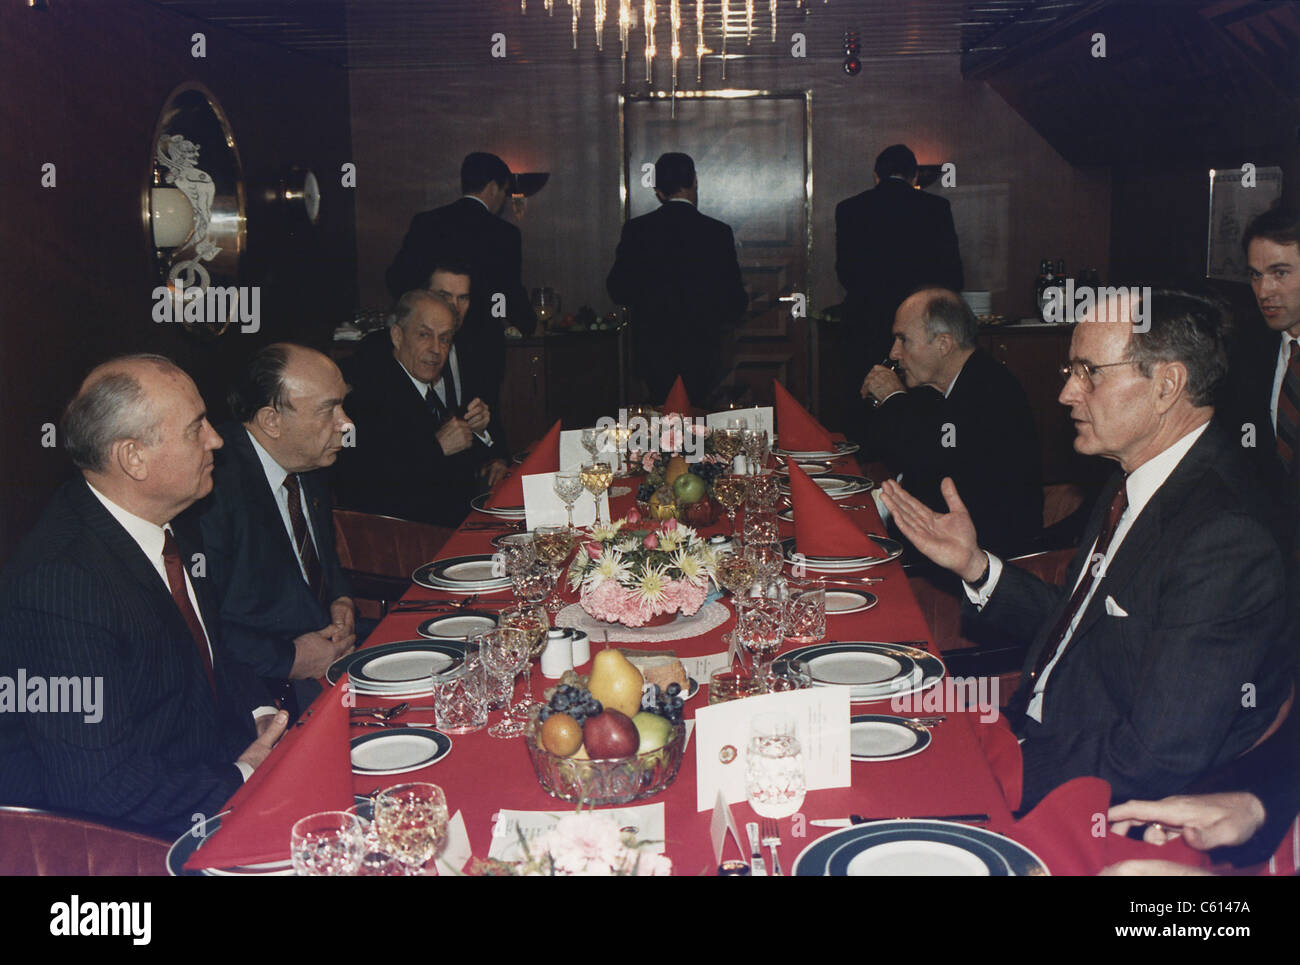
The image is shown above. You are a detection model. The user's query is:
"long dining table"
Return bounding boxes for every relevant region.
[341,454,1029,876]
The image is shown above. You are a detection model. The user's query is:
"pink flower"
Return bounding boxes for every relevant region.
[642,452,657,472]
[585,541,602,560]
[643,533,658,549]
[662,517,678,532]
[625,507,642,524]
[660,429,681,451]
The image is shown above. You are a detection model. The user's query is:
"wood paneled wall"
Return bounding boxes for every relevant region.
[0,1,355,566]
[348,49,1111,341]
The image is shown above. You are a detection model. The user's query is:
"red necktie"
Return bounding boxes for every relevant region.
[162,528,217,699]
[1275,341,1300,470]
[283,473,324,603]
[1015,477,1129,714]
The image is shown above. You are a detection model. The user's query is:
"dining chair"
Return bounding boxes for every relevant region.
[0,806,171,876]
[333,509,456,619]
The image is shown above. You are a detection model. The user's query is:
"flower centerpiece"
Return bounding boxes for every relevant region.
[470,812,672,876]
[568,510,717,627]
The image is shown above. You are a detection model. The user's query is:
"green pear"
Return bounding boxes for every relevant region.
[632,711,674,754]
[588,649,644,718]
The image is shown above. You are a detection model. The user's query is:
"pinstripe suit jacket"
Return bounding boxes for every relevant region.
[0,478,263,836]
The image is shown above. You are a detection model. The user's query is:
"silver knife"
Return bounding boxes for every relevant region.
[745,822,768,876]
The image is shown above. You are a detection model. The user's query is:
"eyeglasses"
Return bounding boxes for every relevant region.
[1059,359,1141,391]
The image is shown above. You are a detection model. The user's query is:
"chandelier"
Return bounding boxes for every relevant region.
[521,1,830,91]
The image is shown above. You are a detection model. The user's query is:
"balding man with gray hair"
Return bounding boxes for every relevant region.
[860,287,1042,559]
[0,355,285,836]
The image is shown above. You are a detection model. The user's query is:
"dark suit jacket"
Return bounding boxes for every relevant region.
[335,347,504,527]
[968,424,1291,809]
[866,348,1042,558]
[0,479,264,837]
[386,196,537,395]
[188,425,352,710]
[835,178,963,364]
[606,201,749,403]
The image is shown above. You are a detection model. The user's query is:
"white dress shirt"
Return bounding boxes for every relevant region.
[964,421,1210,721]
[246,429,318,585]
[1270,331,1300,432]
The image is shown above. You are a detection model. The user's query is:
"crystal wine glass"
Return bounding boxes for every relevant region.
[736,597,785,674]
[553,470,584,529]
[742,428,769,473]
[713,427,744,471]
[580,427,601,462]
[497,532,537,601]
[480,627,533,738]
[290,811,366,876]
[715,549,758,600]
[373,783,450,875]
[742,510,780,548]
[745,470,782,514]
[500,601,550,714]
[712,473,748,538]
[533,524,576,612]
[579,461,614,525]
[745,713,806,819]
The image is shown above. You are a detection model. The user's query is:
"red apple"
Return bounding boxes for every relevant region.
[582,710,640,759]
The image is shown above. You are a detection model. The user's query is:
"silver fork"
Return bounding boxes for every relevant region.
[760,818,783,876]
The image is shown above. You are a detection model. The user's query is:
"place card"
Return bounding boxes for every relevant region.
[487,803,666,864]
[710,789,745,865]
[682,651,730,687]
[694,686,851,811]
[435,809,472,875]
[522,471,608,530]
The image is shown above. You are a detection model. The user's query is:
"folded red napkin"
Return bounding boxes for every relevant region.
[487,419,562,508]
[184,681,354,870]
[788,461,884,558]
[999,777,1211,876]
[773,380,835,453]
[971,714,1023,811]
[662,376,693,416]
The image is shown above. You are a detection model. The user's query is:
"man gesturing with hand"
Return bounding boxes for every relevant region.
[881,290,1290,810]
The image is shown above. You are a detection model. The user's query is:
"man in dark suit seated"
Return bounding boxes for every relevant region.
[0,355,286,836]
[880,289,1291,810]
[836,144,963,438]
[336,291,500,527]
[606,152,749,405]
[426,260,509,488]
[189,344,358,719]
[386,152,537,398]
[860,287,1042,560]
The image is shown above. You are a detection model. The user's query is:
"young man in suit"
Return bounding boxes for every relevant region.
[0,355,286,836]
[386,152,537,398]
[836,144,963,440]
[1220,206,1300,559]
[336,291,500,526]
[860,287,1042,559]
[190,344,357,720]
[881,290,1291,810]
[606,152,749,405]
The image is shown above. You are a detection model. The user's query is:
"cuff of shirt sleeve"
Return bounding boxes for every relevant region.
[877,390,905,407]
[235,761,254,782]
[962,552,1003,608]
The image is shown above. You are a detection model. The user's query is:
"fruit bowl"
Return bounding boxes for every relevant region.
[524,715,687,805]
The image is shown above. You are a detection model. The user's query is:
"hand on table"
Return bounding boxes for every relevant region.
[238,710,289,771]
[329,596,356,637]
[464,397,491,433]
[1106,792,1266,850]
[290,628,354,680]
[436,417,474,456]
[861,365,905,403]
[879,477,986,582]
[481,458,509,487]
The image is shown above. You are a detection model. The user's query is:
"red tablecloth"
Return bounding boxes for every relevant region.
[346,457,1027,875]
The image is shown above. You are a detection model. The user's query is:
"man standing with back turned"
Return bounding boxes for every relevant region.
[607,152,749,405]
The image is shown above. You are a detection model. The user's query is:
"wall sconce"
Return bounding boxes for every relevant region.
[509,172,550,220]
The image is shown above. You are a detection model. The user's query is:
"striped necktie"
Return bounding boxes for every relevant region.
[1276,341,1300,472]
[283,473,324,603]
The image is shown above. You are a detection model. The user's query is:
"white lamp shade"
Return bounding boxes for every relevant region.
[150,187,195,248]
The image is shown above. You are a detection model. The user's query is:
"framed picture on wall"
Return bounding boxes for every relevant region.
[1206,166,1283,282]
